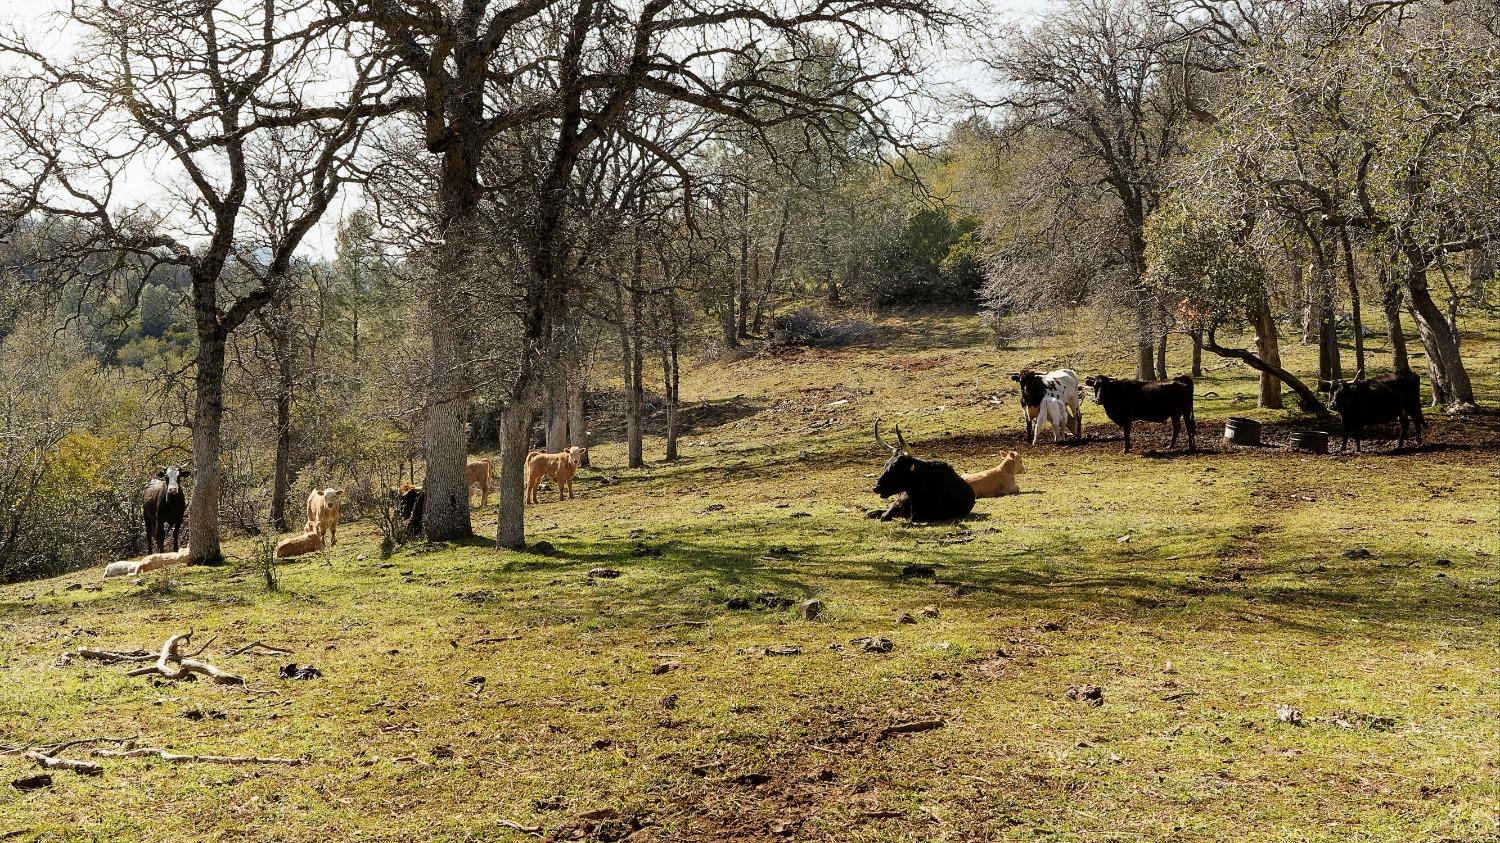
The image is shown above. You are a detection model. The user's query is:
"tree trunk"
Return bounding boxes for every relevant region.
[627,279,645,469]
[1189,331,1203,378]
[1292,260,1314,344]
[1340,227,1366,374]
[663,295,681,462]
[737,186,750,339]
[1250,300,1283,409]
[1154,306,1169,379]
[567,382,587,449]
[422,298,472,540]
[752,202,791,335]
[269,284,294,533]
[1134,299,1155,380]
[1470,245,1492,306]
[1403,259,1476,410]
[1380,264,1410,374]
[1310,232,1341,383]
[494,402,530,550]
[546,385,567,452]
[187,330,227,564]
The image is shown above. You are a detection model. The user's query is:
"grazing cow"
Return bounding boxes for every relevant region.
[1320,369,1423,452]
[526,447,590,504]
[869,421,975,522]
[1032,395,1070,445]
[1085,374,1196,453]
[1012,369,1082,443]
[394,483,425,535]
[275,529,323,559]
[466,458,493,507]
[962,451,1025,498]
[143,465,190,553]
[305,488,344,546]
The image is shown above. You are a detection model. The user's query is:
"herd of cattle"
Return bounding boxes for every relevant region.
[870,366,1426,523]
[114,366,1426,569]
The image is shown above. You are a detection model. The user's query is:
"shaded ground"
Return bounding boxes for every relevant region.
[1,308,1496,842]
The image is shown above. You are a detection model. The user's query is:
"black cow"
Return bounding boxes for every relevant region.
[394,483,425,535]
[143,465,189,553]
[1320,370,1423,452]
[1084,374,1196,453]
[868,421,975,522]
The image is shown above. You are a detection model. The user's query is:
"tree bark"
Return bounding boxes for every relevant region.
[270,283,294,533]
[1189,331,1203,378]
[567,382,587,449]
[1340,226,1366,374]
[627,266,645,469]
[187,330,228,565]
[546,385,567,452]
[1249,300,1283,409]
[1154,306,1169,379]
[1380,264,1410,374]
[494,403,531,550]
[1403,258,1476,410]
[737,184,750,339]
[423,295,472,540]
[1134,299,1155,381]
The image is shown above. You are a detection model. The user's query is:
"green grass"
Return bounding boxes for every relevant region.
[2,309,1497,842]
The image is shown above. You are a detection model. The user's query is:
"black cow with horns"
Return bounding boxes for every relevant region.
[868,421,975,523]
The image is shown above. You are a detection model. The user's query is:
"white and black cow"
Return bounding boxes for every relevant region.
[143,465,189,553]
[1011,368,1082,444]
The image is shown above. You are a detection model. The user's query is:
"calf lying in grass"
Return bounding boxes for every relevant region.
[962,451,1024,498]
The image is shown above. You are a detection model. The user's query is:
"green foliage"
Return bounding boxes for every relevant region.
[861,206,985,304]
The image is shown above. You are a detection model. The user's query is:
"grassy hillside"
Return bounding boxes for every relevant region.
[3,309,1497,842]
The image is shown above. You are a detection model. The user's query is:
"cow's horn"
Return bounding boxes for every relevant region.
[1354,367,1364,381]
[894,425,908,453]
[874,420,896,454]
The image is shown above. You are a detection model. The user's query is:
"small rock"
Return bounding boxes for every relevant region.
[726,597,751,610]
[899,564,936,579]
[1117,535,1131,544]
[762,645,801,656]
[357,554,368,561]
[896,613,917,625]
[797,599,824,620]
[1163,661,1177,674]
[1065,684,1104,706]
[587,568,621,579]
[1343,548,1372,559]
[850,636,894,654]
[1274,704,1303,726]
[918,605,939,619]
[531,540,556,555]
[652,661,681,675]
[660,694,678,709]
[64,583,81,591]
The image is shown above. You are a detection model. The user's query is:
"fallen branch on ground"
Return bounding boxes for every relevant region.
[92,747,303,766]
[25,750,103,776]
[74,648,154,664]
[124,631,243,685]
[496,819,543,836]
[652,621,710,630]
[224,641,293,658]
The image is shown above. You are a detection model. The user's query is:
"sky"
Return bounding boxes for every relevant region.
[3,0,1048,260]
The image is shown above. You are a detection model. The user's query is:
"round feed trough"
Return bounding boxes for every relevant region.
[1289,430,1329,454]
[1224,416,1262,446]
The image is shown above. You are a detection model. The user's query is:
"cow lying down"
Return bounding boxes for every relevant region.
[869,422,975,522]
[104,547,191,578]
[275,529,323,559]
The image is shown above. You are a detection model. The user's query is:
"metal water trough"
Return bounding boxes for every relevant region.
[1224,416,1262,446]
[1289,430,1330,454]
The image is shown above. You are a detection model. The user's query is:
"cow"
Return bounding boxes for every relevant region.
[869,421,975,522]
[275,529,323,559]
[961,451,1025,498]
[104,546,191,578]
[1085,374,1196,453]
[143,465,189,553]
[1032,395,1069,445]
[1012,369,1082,443]
[1320,369,1423,452]
[394,483,424,536]
[305,488,344,547]
[526,447,590,504]
[466,458,493,507]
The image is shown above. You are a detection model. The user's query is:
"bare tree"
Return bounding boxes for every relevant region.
[0,0,396,563]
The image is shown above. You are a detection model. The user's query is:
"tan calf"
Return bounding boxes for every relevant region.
[526,447,590,504]
[962,451,1025,498]
[275,529,323,559]
[305,487,344,546]
[466,458,493,506]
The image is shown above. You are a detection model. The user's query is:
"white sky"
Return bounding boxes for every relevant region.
[3,0,1047,259]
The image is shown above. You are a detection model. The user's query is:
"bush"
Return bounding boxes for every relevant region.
[768,308,877,348]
